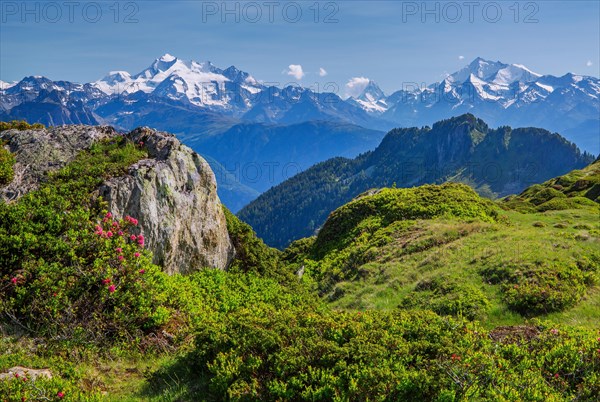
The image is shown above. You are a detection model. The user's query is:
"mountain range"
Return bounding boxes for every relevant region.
[1,55,599,211]
[238,114,596,248]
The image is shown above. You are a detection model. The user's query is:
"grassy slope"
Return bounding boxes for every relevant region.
[284,169,600,330]
[323,208,599,329]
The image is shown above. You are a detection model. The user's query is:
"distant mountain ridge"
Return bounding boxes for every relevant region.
[238,114,596,248]
[0,54,388,131]
[1,55,598,153]
[349,58,599,153]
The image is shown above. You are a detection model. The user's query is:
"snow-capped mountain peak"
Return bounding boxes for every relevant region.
[159,53,176,62]
[95,55,222,95]
[92,54,264,109]
[447,57,507,83]
[347,80,388,114]
[147,54,180,75]
[448,58,541,86]
[358,80,386,102]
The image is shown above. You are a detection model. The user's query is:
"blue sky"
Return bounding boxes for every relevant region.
[1,1,599,94]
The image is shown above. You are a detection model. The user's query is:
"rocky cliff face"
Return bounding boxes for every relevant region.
[0,125,234,274]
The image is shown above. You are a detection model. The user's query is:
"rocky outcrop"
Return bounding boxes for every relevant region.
[97,127,234,274]
[0,125,234,274]
[0,125,116,201]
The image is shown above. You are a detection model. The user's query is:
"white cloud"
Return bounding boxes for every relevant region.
[319,67,328,77]
[458,55,465,60]
[586,60,593,67]
[287,64,305,80]
[345,77,370,98]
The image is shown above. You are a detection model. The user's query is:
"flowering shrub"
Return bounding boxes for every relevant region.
[1,211,171,342]
[0,137,175,344]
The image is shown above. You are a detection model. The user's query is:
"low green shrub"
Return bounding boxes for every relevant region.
[0,335,103,401]
[314,183,499,257]
[537,197,598,212]
[147,308,600,401]
[529,187,566,206]
[223,207,283,280]
[400,277,490,320]
[480,260,598,315]
[506,159,600,210]
[0,373,101,402]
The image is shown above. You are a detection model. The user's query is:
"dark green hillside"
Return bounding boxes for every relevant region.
[240,114,595,248]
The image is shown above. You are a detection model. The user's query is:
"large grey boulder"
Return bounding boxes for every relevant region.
[0,125,234,274]
[98,127,234,274]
